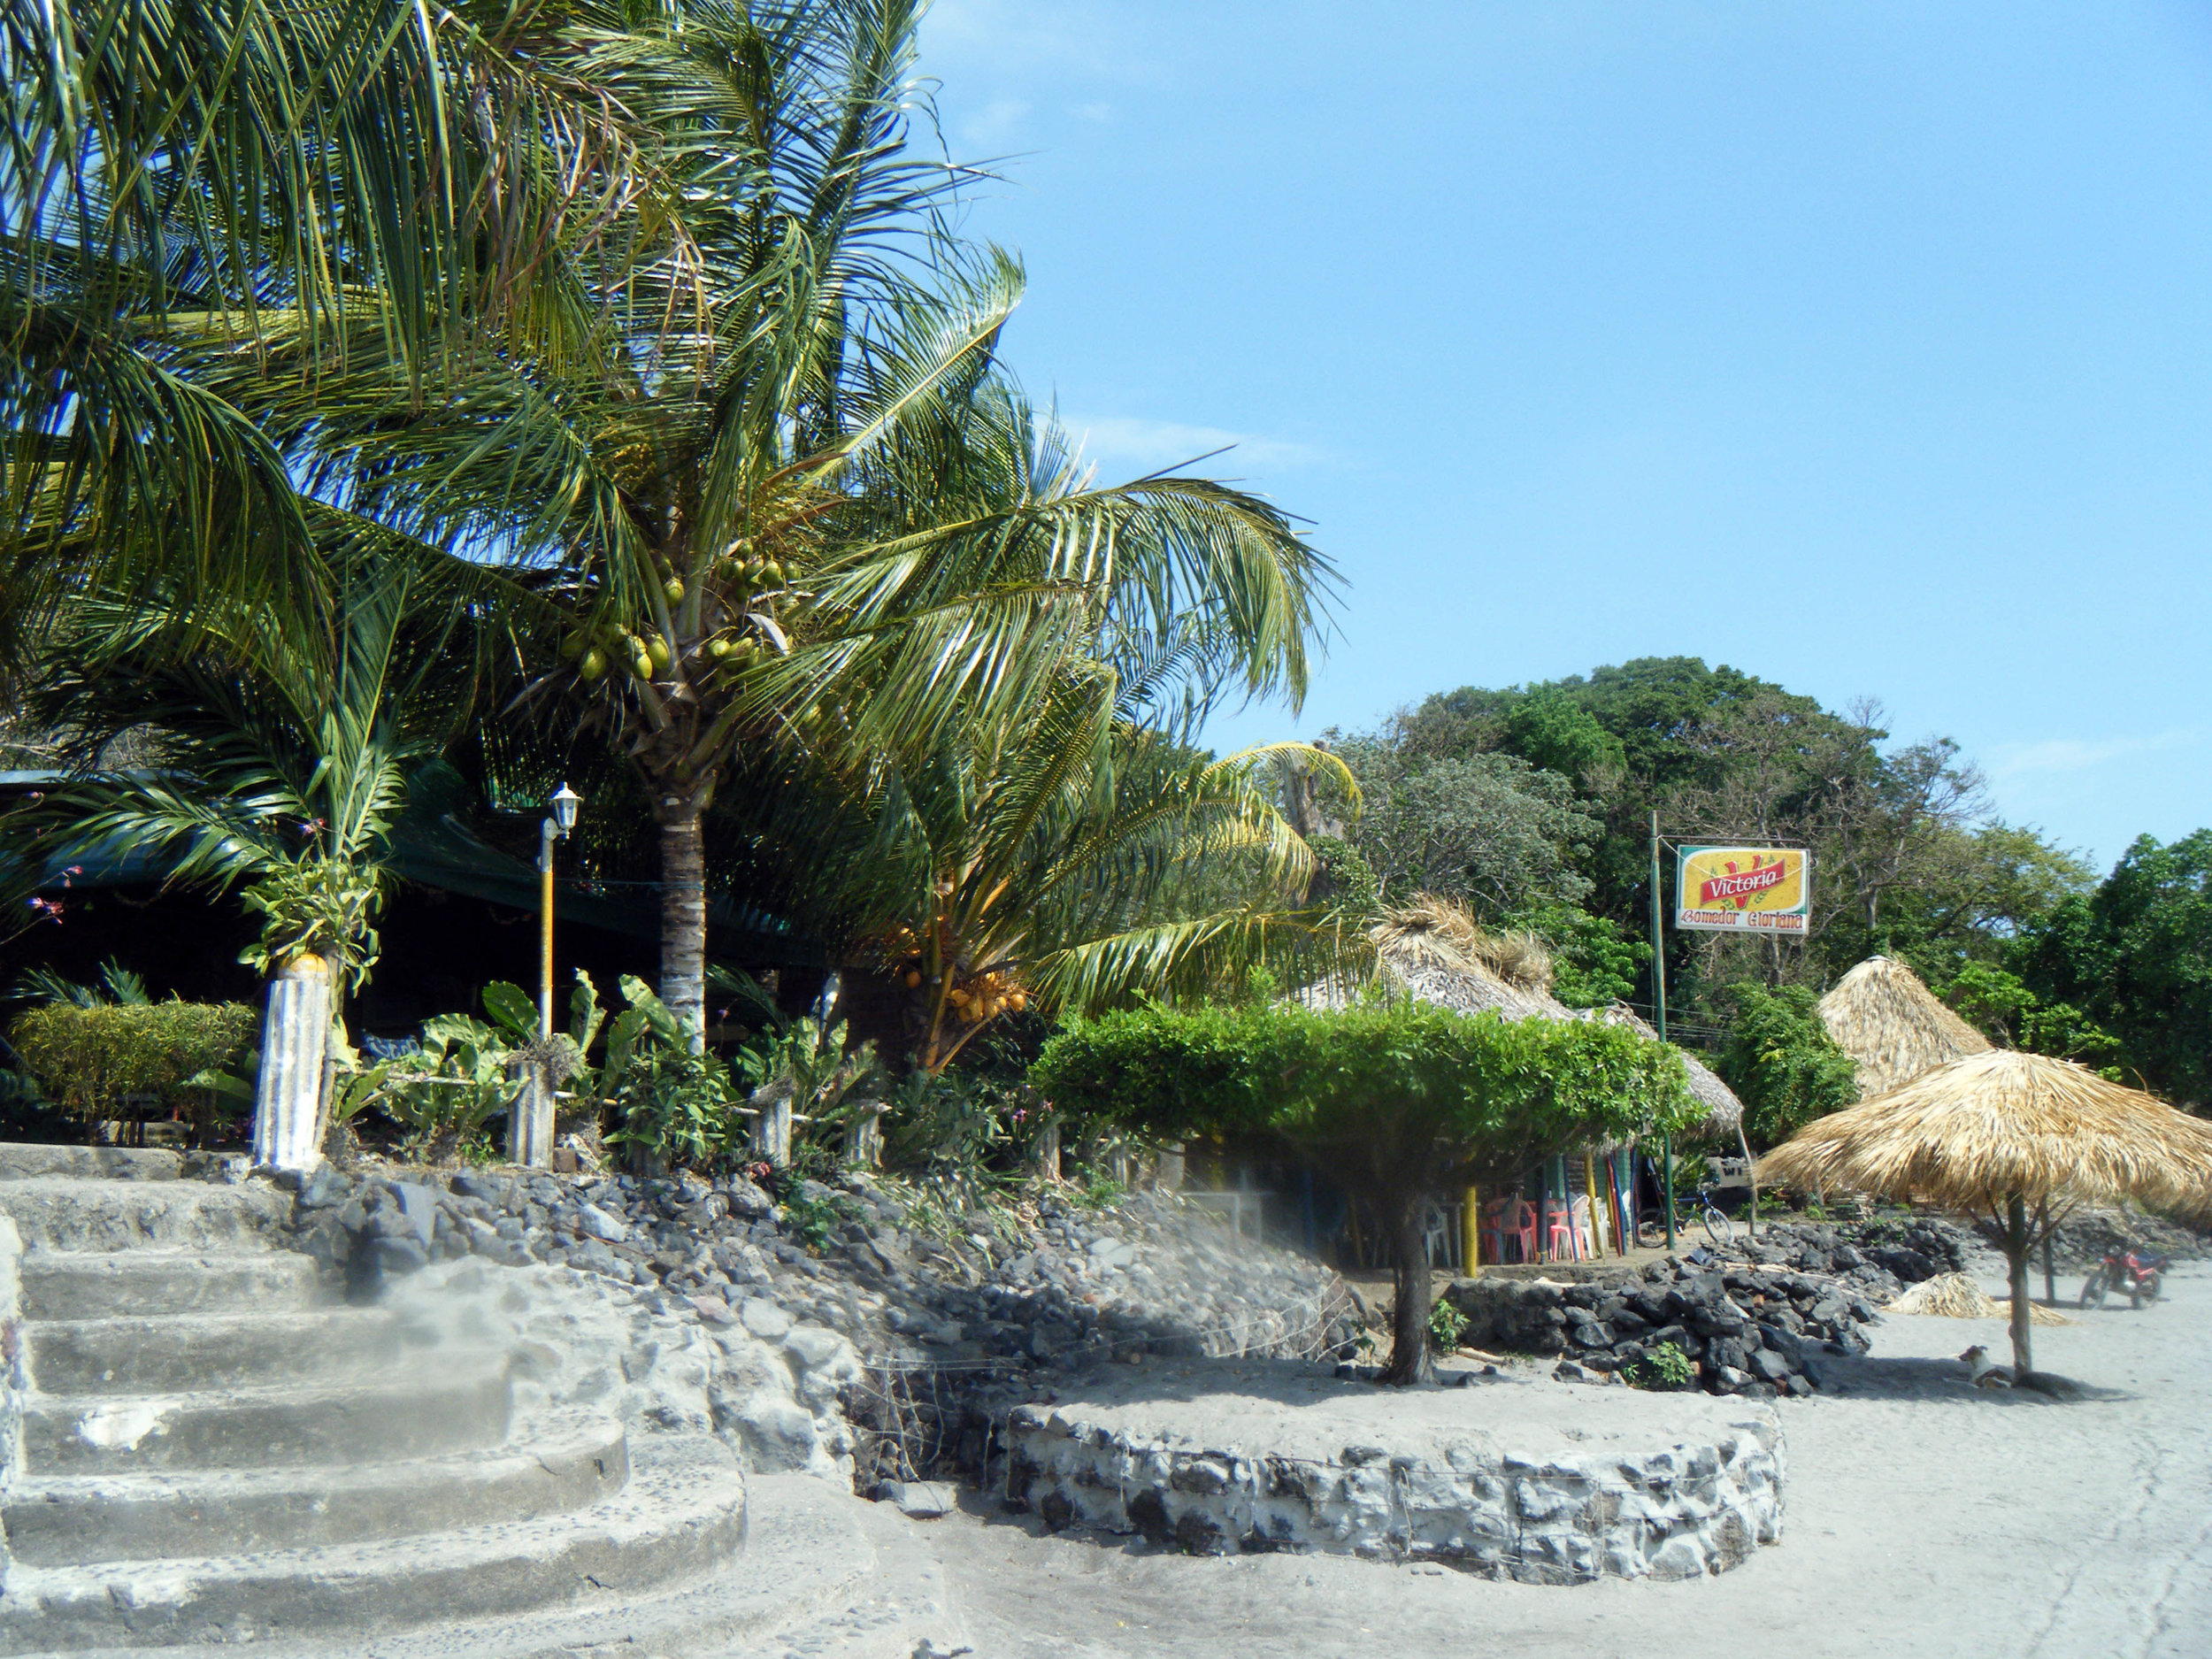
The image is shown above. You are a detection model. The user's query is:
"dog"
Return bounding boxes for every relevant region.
[1958,1344,2012,1388]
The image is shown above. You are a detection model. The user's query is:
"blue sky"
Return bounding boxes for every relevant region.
[917,1,2212,872]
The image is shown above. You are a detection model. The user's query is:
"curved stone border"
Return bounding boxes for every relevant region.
[1005,1394,1786,1583]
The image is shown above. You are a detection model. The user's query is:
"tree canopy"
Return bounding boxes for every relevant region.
[1033,996,1695,1381]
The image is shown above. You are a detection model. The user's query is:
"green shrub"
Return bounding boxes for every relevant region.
[1033,995,1697,1383]
[1717,981,1861,1146]
[9,1000,257,1121]
[1427,1298,1470,1353]
[1629,1340,1695,1390]
[601,975,748,1167]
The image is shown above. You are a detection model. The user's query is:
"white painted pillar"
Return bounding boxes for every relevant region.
[750,1078,794,1170]
[254,956,331,1171]
[842,1101,883,1170]
[508,1060,556,1169]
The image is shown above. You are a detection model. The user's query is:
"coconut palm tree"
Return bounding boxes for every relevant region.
[139,3,1333,1049]
[0,0,661,659]
[29,558,481,993]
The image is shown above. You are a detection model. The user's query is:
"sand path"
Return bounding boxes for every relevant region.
[922,1257,2212,1656]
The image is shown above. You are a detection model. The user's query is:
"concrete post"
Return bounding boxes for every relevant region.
[508,1059,556,1169]
[843,1100,883,1170]
[750,1078,794,1170]
[254,957,331,1171]
[1154,1141,1186,1194]
[1031,1118,1061,1183]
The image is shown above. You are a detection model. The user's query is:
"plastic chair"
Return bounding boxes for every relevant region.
[1547,1195,1595,1261]
[1481,1199,1537,1264]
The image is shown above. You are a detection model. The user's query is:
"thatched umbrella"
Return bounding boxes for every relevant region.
[1756,1049,2212,1378]
[1817,956,1991,1099]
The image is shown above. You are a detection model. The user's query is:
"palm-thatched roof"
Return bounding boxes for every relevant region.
[1594,1002,1743,1141]
[1755,1049,2212,1221]
[1316,895,1743,1140]
[1816,956,1990,1099]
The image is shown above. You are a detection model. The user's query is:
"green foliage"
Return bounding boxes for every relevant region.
[601,976,745,1168]
[1497,687,1626,785]
[2013,831,2212,1107]
[1630,1340,1696,1389]
[236,860,388,987]
[9,1001,257,1120]
[14,959,152,1008]
[1426,1298,1470,1354]
[1943,964,2119,1069]
[1510,902,1648,1009]
[337,971,603,1159]
[1717,982,1861,1146]
[1033,997,1697,1195]
[1309,834,1381,918]
[1325,734,1599,913]
[780,1187,859,1254]
[1074,1175,1127,1210]
[35,560,470,995]
[374,1014,523,1162]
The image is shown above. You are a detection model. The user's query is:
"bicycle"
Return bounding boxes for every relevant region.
[1688,1183,1735,1248]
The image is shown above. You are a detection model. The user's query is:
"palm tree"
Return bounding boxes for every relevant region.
[31,559,480,993]
[137,4,1334,1049]
[1,0,657,657]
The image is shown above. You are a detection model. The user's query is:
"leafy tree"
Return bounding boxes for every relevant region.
[1716,982,1861,1146]
[2013,832,2212,1107]
[747,697,1357,1071]
[1033,998,1694,1383]
[2,0,635,659]
[1942,964,2119,1069]
[1508,902,1648,1009]
[1325,736,1597,914]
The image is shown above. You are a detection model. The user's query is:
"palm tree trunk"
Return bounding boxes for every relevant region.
[658,806,707,1051]
[2006,1193,2034,1379]
[1382,1194,1436,1386]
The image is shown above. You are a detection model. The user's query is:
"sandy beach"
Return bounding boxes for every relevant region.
[924,1256,2212,1657]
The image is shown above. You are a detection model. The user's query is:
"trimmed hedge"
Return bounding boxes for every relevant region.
[10,1001,258,1118]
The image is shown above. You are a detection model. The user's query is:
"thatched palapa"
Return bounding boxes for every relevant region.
[1324,896,1744,1141]
[1756,1048,2212,1375]
[1756,1049,2212,1220]
[1817,955,1990,1099]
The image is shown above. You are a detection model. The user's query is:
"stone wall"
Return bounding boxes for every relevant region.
[271,1162,1356,1487]
[1003,1385,1786,1584]
[1445,1259,1878,1398]
[0,1216,20,1582]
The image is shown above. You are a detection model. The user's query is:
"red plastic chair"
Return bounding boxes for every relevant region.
[1481,1199,1537,1263]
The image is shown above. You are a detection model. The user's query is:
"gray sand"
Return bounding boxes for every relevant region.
[922,1260,2212,1656]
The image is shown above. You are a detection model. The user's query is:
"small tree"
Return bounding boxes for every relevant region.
[1717,982,1862,1146]
[1033,997,1695,1384]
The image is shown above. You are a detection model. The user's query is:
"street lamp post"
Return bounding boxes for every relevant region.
[514,782,582,1168]
[538,783,582,1037]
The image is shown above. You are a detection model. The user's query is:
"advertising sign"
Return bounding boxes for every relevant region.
[1675,845,1811,934]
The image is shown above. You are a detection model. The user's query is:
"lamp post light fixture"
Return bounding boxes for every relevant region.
[539,783,583,1038]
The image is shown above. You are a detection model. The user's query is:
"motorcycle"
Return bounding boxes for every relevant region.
[2079,1248,2165,1310]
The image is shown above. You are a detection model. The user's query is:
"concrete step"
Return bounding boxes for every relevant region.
[0,1177,289,1254]
[23,1363,513,1474]
[0,1434,747,1653]
[4,1410,630,1565]
[68,1473,967,1659]
[19,1250,324,1321]
[27,1309,400,1396]
[0,1145,185,1183]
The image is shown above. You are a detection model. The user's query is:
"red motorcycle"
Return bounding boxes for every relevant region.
[2080,1248,2164,1310]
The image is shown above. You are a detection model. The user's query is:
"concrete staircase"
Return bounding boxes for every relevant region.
[0,1147,964,1656]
